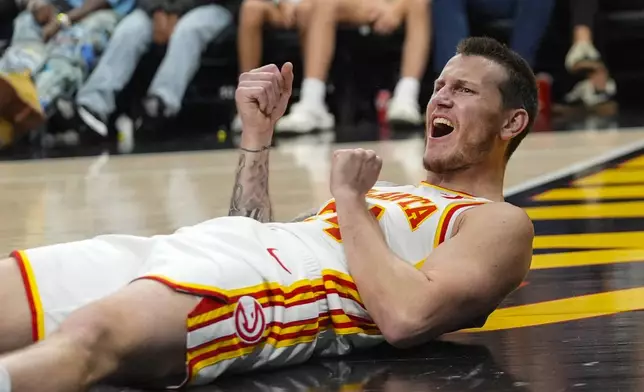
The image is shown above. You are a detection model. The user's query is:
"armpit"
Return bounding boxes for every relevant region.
[289,208,319,222]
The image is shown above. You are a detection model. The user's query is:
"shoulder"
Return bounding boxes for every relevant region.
[464,201,532,231]
[457,202,534,251]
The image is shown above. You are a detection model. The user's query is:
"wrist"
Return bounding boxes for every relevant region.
[240,133,272,151]
[334,191,365,206]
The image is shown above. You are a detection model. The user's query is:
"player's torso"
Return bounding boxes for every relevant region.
[283,182,490,269]
[267,183,490,353]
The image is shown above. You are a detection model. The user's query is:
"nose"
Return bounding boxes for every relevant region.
[430,88,454,109]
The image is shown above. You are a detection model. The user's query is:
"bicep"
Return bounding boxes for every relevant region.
[420,204,534,332]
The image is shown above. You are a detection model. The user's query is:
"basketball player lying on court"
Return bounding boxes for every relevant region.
[0,36,535,392]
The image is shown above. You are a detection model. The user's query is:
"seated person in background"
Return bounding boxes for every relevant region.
[57,0,233,143]
[275,0,432,133]
[431,0,554,73]
[562,0,616,112]
[0,0,134,140]
[231,0,314,132]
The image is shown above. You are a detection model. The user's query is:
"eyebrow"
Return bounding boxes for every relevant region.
[434,78,480,89]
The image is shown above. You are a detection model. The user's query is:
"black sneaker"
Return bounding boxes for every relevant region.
[53,97,109,146]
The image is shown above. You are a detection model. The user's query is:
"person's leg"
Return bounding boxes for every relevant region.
[275,0,377,133]
[145,4,232,119]
[35,10,120,113]
[232,0,314,132]
[506,0,555,68]
[0,11,46,74]
[237,0,286,74]
[0,279,199,392]
[0,257,35,354]
[563,0,614,110]
[75,9,153,135]
[387,0,431,126]
[0,11,48,133]
[566,0,600,72]
[431,0,468,74]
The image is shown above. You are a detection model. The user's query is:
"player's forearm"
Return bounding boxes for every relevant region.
[228,148,273,222]
[335,195,433,345]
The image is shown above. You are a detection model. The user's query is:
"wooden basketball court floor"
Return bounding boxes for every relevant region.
[2,127,644,391]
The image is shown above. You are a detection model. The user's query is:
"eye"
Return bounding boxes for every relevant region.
[458,86,474,94]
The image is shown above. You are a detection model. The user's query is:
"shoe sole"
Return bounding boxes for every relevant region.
[0,76,46,134]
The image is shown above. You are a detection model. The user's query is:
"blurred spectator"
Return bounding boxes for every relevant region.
[432,0,555,72]
[275,0,431,133]
[562,0,616,111]
[0,0,134,138]
[60,0,233,143]
[231,0,314,132]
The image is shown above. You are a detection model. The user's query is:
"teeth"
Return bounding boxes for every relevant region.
[433,117,454,128]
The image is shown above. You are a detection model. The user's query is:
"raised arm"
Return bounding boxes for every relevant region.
[228,63,294,222]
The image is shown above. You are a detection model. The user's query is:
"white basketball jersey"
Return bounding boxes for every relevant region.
[276,181,490,271]
[267,182,491,356]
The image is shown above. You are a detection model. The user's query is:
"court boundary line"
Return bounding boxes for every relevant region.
[504,136,644,197]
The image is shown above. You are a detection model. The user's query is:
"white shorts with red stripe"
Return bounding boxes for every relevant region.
[12,216,385,388]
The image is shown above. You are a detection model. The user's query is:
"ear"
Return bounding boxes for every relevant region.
[500,108,529,141]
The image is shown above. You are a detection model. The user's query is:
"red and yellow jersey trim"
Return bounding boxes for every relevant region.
[433,202,487,248]
[137,269,381,382]
[11,250,45,342]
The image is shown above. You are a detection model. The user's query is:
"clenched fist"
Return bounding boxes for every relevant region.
[330,149,383,200]
[236,62,294,147]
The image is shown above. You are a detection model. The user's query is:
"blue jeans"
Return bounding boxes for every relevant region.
[0,10,120,110]
[76,5,232,120]
[432,0,556,73]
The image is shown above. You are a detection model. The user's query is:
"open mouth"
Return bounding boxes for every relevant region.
[430,117,455,138]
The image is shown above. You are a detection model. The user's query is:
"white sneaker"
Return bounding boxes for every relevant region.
[231,113,243,133]
[274,102,335,133]
[565,41,601,72]
[386,98,423,126]
[564,78,616,107]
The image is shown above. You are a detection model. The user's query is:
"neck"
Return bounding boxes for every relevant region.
[424,157,506,201]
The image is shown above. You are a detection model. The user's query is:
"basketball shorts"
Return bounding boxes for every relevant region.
[11,216,380,387]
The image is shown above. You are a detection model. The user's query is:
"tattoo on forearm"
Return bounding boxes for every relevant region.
[228,151,274,222]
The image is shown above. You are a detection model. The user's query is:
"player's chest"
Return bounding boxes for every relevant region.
[364,188,450,232]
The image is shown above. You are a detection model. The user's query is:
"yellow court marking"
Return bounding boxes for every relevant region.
[533,231,644,249]
[573,169,644,186]
[531,249,644,270]
[533,184,644,201]
[523,201,644,220]
[619,155,644,168]
[461,287,644,332]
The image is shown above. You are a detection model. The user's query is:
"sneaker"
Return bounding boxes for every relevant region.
[0,71,45,133]
[52,97,109,145]
[564,78,616,108]
[386,98,423,128]
[274,102,335,134]
[565,41,601,73]
[231,113,243,133]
